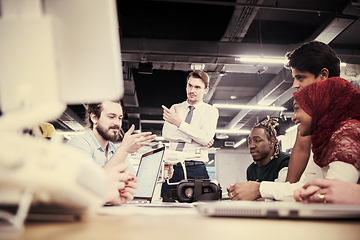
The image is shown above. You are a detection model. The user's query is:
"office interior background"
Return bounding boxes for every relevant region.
[43,0,360,187]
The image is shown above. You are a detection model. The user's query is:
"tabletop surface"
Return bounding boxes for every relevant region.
[10,205,360,240]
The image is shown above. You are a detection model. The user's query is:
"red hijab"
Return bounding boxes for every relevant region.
[293,77,360,169]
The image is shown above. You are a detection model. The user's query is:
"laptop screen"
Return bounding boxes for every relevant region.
[133,147,165,200]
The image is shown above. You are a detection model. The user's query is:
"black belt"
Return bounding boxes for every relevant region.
[176,161,205,167]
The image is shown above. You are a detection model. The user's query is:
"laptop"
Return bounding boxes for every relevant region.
[196,200,360,219]
[128,146,165,204]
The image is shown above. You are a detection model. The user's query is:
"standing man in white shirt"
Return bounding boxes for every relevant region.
[161,70,219,201]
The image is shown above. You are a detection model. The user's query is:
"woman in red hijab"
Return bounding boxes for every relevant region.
[292,77,360,203]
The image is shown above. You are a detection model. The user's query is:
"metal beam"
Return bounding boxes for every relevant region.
[121,38,360,65]
[315,18,356,44]
[146,0,336,14]
[121,38,293,59]
[225,68,291,129]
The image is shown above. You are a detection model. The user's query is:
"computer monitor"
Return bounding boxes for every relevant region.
[0,0,125,228]
[0,0,124,129]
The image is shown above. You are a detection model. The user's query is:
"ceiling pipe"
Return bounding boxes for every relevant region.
[121,38,360,64]
[212,0,264,106]
[148,0,335,14]
[222,0,264,42]
[225,68,292,129]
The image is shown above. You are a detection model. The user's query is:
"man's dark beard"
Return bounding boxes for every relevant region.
[96,125,119,142]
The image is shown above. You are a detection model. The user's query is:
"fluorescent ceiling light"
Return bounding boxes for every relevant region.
[216,133,229,139]
[56,131,84,136]
[215,129,250,134]
[234,138,247,148]
[213,103,285,111]
[207,160,215,165]
[56,131,85,140]
[235,56,287,64]
[62,121,85,131]
[285,124,298,133]
[191,63,205,71]
[141,120,164,124]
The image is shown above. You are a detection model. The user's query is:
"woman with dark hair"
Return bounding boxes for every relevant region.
[292,77,360,203]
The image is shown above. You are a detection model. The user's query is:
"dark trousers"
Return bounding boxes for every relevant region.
[161,161,209,202]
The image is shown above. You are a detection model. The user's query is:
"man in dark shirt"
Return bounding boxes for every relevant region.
[227,118,290,201]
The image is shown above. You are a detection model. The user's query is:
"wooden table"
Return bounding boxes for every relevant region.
[11,206,360,240]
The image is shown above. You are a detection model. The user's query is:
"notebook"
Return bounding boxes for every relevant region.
[196,200,360,219]
[129,146,165,204]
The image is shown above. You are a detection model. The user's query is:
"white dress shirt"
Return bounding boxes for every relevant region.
[259,153,360,201]
[162,100,219,162]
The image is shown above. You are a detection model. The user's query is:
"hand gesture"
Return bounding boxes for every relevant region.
[162,105,182,127]
[119,124,156,155]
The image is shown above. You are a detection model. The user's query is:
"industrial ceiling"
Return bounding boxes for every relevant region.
[59,0,360,148]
